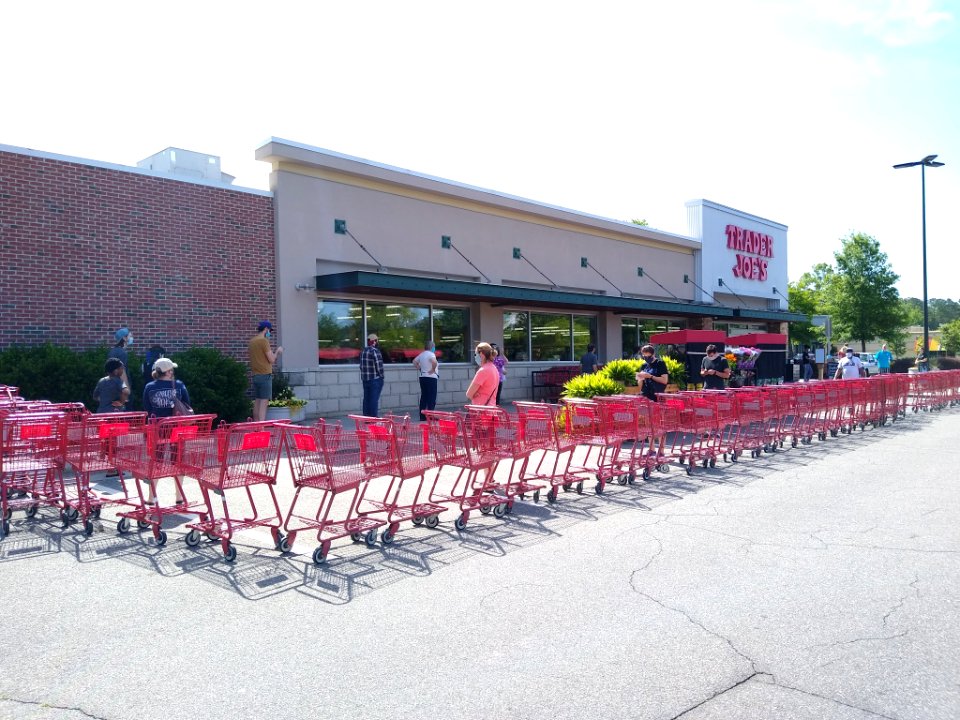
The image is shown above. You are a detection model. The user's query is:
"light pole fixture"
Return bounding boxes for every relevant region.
[893,154,945,360]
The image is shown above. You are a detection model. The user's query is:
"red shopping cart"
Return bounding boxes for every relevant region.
[112,415,217,546]
[63,412,148,535]
[462,404,543,516]
[181,421,287,562]
[561,397,635,494]
[512,401,584,504]
[281,420,389,564]
[0,411,69,538]
[350,414,447,545]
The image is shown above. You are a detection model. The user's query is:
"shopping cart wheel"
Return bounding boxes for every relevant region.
[709,459,717,468]
[0,520,8,538]
[642,468,651,481]
[575,481,584,495]
[594,481,604,496]
[350,532,363,543]
[562,483,571,493]
[412,516,425,525]
[312,545,328,565]
[184,529,201,547]
[454,515,467,531]
[363,529,378,548]
[59,511,70,529]
[424,514,440,529]
[155,530,168,547]
[381,529,395,546]
[479,506,491,515]
[65,506,79,522]
[223,544,237,563]
[137,520,151,530]
[532,490,540,503]
[546,488,558,504]
[116,518,130,534]
[685,465,692,476]
[791,439,798,448]
[617,474,628,486]
[492,503,506,519]
[83,519,95,536]
[730,451,739,462]
[25,504,38,519]
[277,536,292,553]
[702,459,708,468]
[504,502,514,514]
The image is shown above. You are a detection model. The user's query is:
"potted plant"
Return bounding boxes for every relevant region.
[599,359,642,394]
[662,356,686,393]
[266,373,308,422]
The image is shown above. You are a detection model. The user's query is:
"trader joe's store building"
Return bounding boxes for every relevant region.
[255,139,803,417]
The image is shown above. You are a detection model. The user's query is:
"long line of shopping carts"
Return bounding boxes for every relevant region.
[2,371,959,565]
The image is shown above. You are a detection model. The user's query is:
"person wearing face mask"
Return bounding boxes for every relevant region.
[465,342,498,406]
[360,333,385,417]
[108,326,135,409]
[834,348,863,380]
[700,344,730,391]
[249,320,284,421]
[635,344,669,401]
[412,339,439,421]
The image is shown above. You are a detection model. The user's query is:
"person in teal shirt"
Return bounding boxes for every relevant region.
[875,344,893,374]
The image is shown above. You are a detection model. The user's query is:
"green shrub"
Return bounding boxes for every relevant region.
[562,373,623,399]
[0,344,110,410]
[935,356,960,371]
[599,358,641,386]
[663,356,687,388]
[891,358,915,374]
[169,347,251,423]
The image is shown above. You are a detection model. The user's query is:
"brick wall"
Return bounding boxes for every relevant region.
[0,150,275,360]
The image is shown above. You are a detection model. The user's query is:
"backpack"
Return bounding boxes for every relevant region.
[143,345,167,382]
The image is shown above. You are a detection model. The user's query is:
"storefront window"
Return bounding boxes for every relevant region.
[433,307,470,364]
[531,313,572,362]
[621,317,687,358]
[317,299,364,365]
[503,312,529,362]
[366,303,430,364]
[622,318,639,359]
[572,315,597,360]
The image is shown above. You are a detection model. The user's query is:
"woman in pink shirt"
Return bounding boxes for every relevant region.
[466,342,499,406]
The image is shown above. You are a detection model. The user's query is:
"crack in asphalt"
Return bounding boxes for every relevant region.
[0,695,110,720]
[805,630,910,651]
[757,677,902,720]
[882,573,920,629]
[477,582,548,611]
[665,671,766,719]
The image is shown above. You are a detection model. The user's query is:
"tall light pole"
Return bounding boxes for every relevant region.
[893,154,945,361]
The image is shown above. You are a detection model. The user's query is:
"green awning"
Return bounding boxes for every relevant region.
[732,308,810,323]
[315,271,736,318]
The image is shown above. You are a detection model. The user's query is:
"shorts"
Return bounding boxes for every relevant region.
[252,373,273,400]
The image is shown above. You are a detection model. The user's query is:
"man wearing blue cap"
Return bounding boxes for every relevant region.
[108,325,134,409]
[249,320,283,421]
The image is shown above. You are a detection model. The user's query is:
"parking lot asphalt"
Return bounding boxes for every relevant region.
[1,407,958,720]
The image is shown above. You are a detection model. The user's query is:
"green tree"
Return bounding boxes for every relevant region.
[630,219,649,226]
[900,298,924,327]
[929,298,960,329]
[829,232,907,352]
[940,318,960,355]
[786,282,819,348]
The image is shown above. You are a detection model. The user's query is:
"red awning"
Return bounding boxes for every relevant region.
[727,333,787,346]
[648,330,727,345]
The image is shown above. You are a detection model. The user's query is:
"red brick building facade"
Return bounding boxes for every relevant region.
[0,148,275,360]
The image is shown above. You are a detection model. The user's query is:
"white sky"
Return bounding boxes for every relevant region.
[3,0,957,299]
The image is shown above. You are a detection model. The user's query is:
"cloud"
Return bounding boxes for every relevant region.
[810,0,954,46]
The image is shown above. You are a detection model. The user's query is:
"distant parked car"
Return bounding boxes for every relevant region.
[855,352,879,375]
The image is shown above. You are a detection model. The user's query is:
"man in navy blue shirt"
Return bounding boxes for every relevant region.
[360,333,385,417]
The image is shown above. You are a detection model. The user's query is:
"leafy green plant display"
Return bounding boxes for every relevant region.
[598,359,642,386]
[662,356,687,389]
[561,373,623,399]
[268,372,308,408]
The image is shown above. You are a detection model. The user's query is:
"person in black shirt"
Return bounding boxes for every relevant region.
[636,344,669,401]
[700,344,730,391]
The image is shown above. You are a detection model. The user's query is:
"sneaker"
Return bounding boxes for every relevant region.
[105,469,119,478]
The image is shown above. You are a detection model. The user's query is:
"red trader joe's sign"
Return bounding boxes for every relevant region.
[726,224,774,281]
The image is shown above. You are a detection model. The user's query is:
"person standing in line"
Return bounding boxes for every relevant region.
[636,344,669,457]
[93,358,130,413]
[108,326,134,408]
[491,343,508,405]
[875,343,893,375]
[801,345,814,381]
[142,358,188,504]
[915,348,929,373]
[700,344,730,390]
[834,348,863,380]
[466,342,499,406]
[360,333,385,417]
[580,343,599,374]
[412,339,438,421]
[249,321,283,422]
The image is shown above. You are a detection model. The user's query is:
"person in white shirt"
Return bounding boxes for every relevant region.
[412,340,439,421]
[834,348,864,380]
